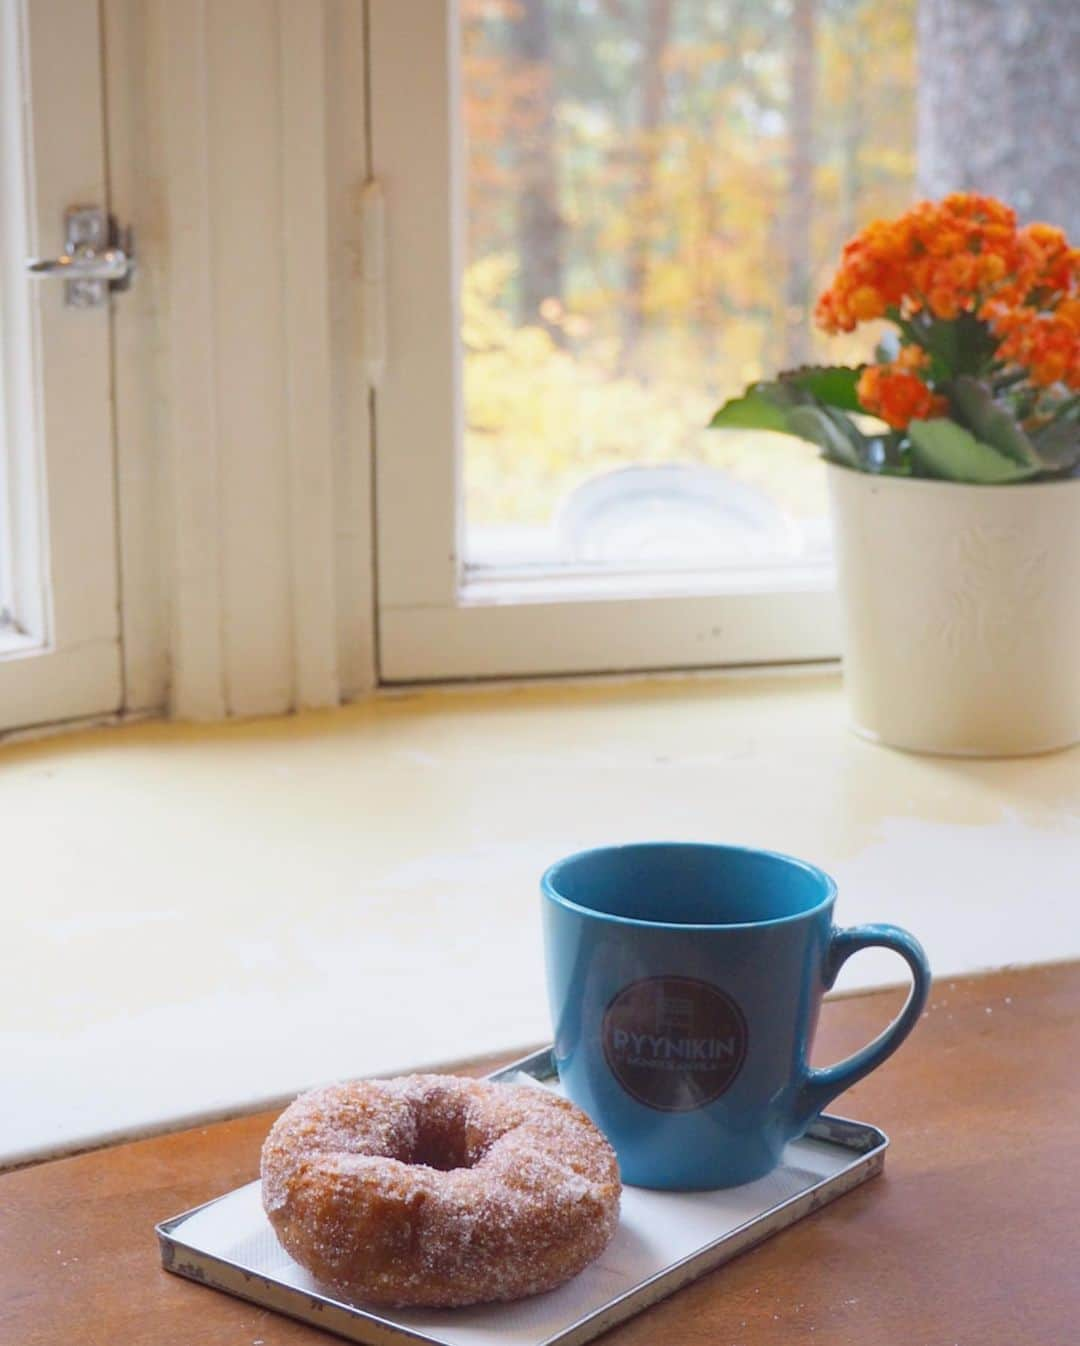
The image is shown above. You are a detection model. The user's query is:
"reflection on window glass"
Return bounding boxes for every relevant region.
[461,0,916,572]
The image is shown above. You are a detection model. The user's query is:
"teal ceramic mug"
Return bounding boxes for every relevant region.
[541,842,930,1190]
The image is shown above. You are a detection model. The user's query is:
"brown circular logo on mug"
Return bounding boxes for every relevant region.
[602,976,748,1112]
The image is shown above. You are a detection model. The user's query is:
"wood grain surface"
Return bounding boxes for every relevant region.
[3,963,1077,1346]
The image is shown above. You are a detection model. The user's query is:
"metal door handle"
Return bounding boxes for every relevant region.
[27,248,131,282]
[24,206,134,307]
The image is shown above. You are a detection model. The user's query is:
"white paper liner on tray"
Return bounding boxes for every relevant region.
[166,1135,850,1346]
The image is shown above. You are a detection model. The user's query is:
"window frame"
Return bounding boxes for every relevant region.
[0,0,121,731]
[368,0,840,682]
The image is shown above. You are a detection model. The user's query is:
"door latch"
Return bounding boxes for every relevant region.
[25,206,135,308]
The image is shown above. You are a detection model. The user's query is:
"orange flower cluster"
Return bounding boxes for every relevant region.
[989,304,1080,389]
[856,363,947,431]
[982,224,1080,389]
[817,194,1080,410]
[815,194,1023,333]
[1011,221,1079,300]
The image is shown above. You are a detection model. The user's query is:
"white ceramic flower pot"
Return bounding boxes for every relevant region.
[827,464,1080,757]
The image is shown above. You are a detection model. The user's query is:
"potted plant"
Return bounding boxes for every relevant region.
[710,193,1080,756]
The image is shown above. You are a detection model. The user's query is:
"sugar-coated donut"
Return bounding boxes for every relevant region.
[260,1074,621,1307]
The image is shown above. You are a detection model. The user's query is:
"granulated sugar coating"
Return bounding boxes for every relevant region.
[260,1074,621,1307]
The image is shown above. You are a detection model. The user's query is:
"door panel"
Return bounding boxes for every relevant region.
[0,0,121,731]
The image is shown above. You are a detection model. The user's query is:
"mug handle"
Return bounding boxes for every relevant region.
[795,923,931,1130]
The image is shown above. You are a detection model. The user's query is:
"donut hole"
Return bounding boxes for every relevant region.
[410,1115,479,1171]
[410,1131,471,1171]
[403,1089,492,1172]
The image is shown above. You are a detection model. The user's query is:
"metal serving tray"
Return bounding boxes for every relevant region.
[156,1048,887,1346]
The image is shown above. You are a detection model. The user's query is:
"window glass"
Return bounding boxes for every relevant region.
[461,0,916,574]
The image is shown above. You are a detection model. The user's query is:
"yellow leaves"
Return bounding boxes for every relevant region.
[461,254,517,352]
[646,260,695,315]
[463,260,831,527]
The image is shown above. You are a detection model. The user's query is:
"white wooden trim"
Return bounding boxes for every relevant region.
[369,0,842,683]
[279,1,340,709]
[104,0,376,720]
[0,0,41,640]
[211,0,300,716]
[380,587,840,682]
[325,0,377,701]
[101,0,169,711]
[158,0,228,720]
[370,0,462,612]
[0,0,122,732]
[29,0,120,648]
[0,639,123,730]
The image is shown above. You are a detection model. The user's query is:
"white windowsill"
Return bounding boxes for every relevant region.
[0,625,42,659]
[462,560,835,605]
[3,668,1078,1169]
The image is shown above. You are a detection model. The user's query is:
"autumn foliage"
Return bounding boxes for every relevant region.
[462,0,918,529]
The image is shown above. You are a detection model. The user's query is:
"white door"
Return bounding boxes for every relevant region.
[0,0,121,732]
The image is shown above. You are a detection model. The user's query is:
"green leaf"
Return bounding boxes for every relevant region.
[785,404,868,470]
[708,384,802,435]
[920,313,998,379]
[779,365,865,413]
[949,376,1039,468]
[709,380,875,469]
[908,418,1041,484]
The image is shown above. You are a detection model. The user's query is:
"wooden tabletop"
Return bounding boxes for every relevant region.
[3,962,1078,1346]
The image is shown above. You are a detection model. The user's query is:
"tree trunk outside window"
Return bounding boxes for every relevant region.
[783,0,816,368]
[513,0,564,334]
[619,0,676,374]
[918,0,1080,238]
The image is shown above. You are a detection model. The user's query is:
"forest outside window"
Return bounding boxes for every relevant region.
[461,0,913,579]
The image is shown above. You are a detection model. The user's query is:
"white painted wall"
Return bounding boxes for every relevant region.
[104,0,376,719]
